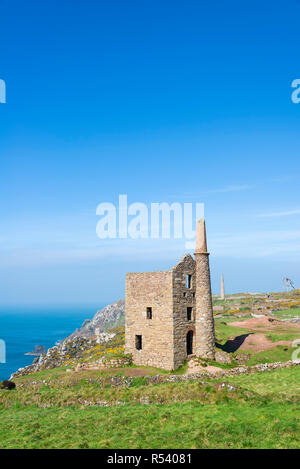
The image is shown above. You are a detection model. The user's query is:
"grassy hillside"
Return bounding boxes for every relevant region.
[0,366,299,449]
[1,402,299,449]
[1,293,300,449]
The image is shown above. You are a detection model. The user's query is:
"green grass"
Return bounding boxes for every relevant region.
[266,332,300,342]
[214,366,300,399]
[214,322,250,344]
[1,359,299,448]
[214,315,300,366]
[2,301,300,449]
[126,360,189,375]
[0,401,298,449]
[213,299,237,306]
[272,308,300,318]
[245,346,294,366]
[13,367,69,382]
[199,357,236,370]
[0,373,249,408]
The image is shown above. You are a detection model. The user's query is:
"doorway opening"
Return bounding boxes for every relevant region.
[186,330,193,355]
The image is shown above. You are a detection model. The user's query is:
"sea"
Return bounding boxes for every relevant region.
[0,305,103,381]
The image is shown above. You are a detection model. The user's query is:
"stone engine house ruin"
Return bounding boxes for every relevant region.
[125,219,215,370]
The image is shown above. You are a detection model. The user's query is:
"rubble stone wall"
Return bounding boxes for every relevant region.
[125,270,175,370]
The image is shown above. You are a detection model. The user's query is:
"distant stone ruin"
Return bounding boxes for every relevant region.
[221,273,225,300]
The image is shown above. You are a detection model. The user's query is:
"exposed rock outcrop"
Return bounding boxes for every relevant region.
[64,299,125,341]
[25,345,46,356]
[10,336,97,379]
[215,350,232,364]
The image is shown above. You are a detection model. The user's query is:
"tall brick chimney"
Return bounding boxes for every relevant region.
[220,273,225,300]
[194,219,215,360]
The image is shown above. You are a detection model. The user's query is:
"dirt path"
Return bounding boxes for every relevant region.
[237,333,291,352]
[228,316,300,332]
[187,359,224,375]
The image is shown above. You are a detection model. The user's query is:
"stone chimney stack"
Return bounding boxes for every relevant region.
[220,273,225,300]
[194,219,215,360]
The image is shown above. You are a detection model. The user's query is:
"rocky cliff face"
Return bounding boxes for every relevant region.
[10,299,125,379]
[10,336,98,379]
[64,299,125,341]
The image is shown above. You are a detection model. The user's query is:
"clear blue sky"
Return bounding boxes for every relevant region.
[1,0,300,307]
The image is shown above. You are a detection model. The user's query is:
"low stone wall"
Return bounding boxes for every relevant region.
[73,360,300,388]
[71,359,299,382]
[74,356,132,371]
[150,360,300,383]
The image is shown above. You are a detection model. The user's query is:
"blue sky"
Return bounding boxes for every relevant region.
[1,0,300,307]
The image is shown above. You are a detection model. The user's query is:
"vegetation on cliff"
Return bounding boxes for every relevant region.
[11,327,129,379]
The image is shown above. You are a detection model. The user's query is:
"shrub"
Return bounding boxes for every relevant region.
[1,380,16,390]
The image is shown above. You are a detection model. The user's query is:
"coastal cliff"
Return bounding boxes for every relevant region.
[64,299,125,341]
[10,299,125,379]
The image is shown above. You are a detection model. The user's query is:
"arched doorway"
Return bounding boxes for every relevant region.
[186,330,193,355]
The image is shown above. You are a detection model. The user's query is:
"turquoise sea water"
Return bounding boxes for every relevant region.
[0,306,102,381]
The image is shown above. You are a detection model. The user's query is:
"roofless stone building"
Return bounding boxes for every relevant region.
[125,219,215,370]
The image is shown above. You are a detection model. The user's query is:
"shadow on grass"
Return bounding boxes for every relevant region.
[216,333,253,353]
